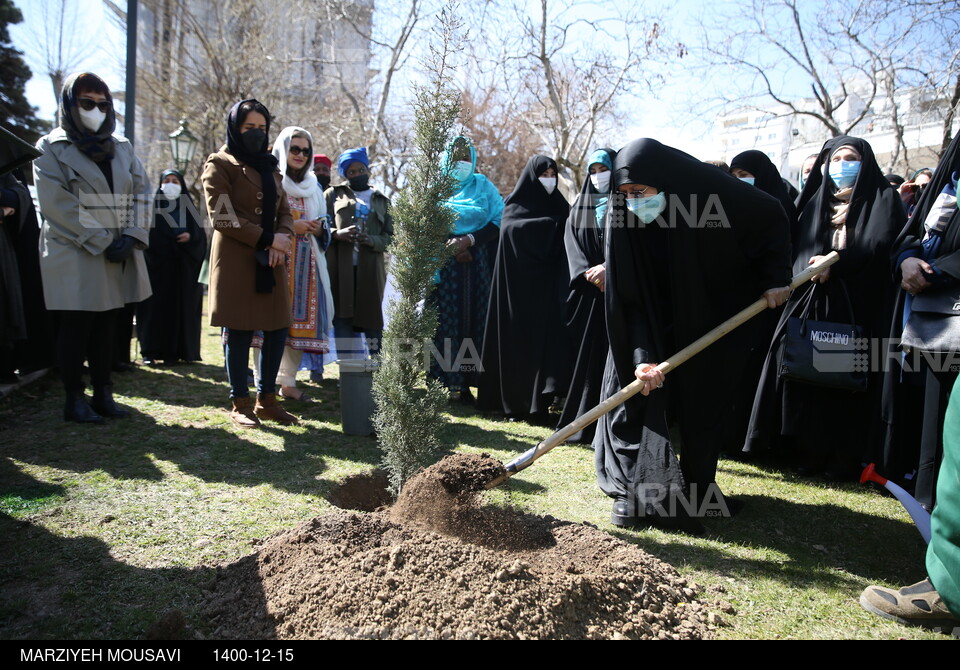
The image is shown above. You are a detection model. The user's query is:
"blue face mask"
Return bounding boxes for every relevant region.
[828,160,861,189]
[626,192,666,223]
[451,160,472,182]
[739,177,756,186]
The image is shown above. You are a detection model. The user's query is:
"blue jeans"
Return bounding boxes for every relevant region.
[225,328,287,398]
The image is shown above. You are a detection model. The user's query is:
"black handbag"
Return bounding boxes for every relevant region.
[777,282,868,392]
[901,284,960,353]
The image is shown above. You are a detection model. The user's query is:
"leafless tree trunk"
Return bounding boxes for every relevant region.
[839,0,958,170]
[466,0,671,188]
[941,73,960,154]
[22,0,97,105]
[693,0,960,172]
[309,0,431,193]
[698,0,879,138]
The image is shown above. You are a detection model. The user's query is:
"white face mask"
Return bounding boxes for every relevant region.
[160,181,182,198]
[590,172,611,192]
[539,177,557,194]
[79,107,107,132]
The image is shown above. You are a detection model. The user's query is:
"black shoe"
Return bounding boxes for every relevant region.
[64,393,105,424]
[611,496,638,528]
[91,385,130,419]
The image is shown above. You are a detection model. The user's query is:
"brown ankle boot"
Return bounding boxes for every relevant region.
[230,397,261,428]
[255,393,299,425]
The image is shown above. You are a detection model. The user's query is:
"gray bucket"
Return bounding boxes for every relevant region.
[337,359,380,435]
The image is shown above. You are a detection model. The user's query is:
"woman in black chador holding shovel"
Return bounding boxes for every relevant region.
[596,138,792,533]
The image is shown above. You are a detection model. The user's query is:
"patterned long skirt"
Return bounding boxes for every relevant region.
[428,240,496,391]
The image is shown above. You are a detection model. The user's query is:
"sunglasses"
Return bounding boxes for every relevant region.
[77,98,112,113]
[288,146,311,157]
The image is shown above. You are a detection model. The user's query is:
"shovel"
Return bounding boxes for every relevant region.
[484,251,841,489]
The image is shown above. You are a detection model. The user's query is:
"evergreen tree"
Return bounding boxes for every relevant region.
[371,5,463,494]
[0,0,49,144]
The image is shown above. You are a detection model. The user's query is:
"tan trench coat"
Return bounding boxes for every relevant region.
[202,146,294,331]
[325,184,393,331]
[33,128,152,311]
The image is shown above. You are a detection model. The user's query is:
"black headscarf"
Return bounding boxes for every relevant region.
[731,149,798,224]
[58,72,116,162]
[605,138,791,423]
[156,168,185,196]
[791,135,903,345]
[566,148,616,285]
[152,169,206,265]
[612,138,791,293]
[503,155,569,223]
[794,136,902,276]
[225,99,279,293]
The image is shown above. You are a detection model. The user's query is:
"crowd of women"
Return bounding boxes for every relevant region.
[2,67,958,635]
[8,76,392,430]
[7,73,957,548]
[446,134,958,541]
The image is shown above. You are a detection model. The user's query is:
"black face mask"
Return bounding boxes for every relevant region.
[348,174,369,192]
[317,174,331,190]
[241,128,267,154]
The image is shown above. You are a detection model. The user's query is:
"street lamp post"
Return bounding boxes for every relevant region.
[168,119,199,177]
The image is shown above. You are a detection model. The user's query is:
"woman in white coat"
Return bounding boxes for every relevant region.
[33,72,151,423]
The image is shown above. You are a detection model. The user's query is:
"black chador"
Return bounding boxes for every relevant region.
[596,138,791,527]
[478,155,571,420]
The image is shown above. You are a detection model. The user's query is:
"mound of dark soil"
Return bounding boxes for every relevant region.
[201,454,713,640]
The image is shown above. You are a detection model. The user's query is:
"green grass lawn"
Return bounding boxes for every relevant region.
[0,315,945,640]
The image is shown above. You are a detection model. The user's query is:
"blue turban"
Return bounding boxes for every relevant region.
[338,147,369,177]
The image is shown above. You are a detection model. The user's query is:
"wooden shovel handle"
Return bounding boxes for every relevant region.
[485,251,840,488]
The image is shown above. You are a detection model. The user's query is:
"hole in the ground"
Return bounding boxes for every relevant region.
[327,469,393,512]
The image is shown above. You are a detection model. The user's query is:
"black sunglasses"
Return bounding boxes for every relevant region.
[288,146,311,157]
[77,98,112,113]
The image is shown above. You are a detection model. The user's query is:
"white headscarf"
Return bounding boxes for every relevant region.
[273,126,326,220]
[271,126,334,331]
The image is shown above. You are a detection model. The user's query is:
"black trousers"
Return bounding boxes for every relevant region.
[56,309,119,393]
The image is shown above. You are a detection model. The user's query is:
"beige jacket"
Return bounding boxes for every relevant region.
[34,128,151,311]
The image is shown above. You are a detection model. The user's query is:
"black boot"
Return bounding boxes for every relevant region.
[64,391,105,424]
[91,385,130,419]
[611,495,638,528]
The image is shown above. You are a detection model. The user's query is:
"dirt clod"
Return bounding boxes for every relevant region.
[391,454,550,551]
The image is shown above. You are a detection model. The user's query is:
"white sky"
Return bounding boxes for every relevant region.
[10,1,126,123]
